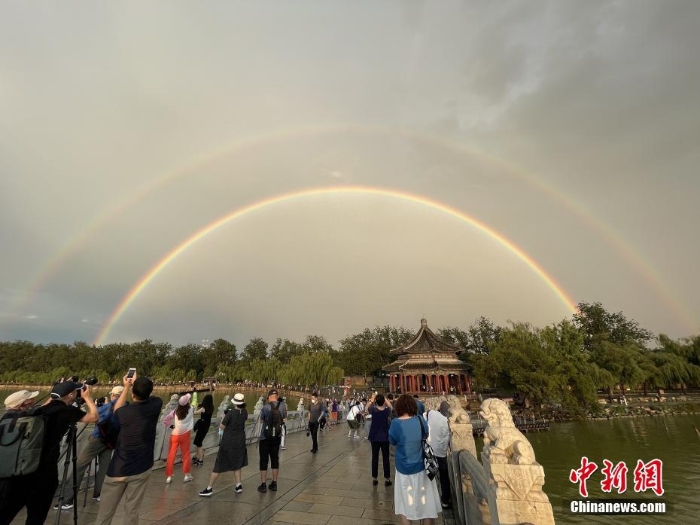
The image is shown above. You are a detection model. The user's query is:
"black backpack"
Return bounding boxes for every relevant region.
[264,402,283,439]
[0,407,49,478]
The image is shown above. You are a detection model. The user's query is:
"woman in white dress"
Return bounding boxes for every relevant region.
[388,394,442,524]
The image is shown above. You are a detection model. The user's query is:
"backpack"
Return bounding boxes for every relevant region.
[263,402,283,439]
[97,403,119,450]
[0,407,48,478]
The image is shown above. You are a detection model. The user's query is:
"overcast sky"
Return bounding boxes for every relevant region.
[1,1,698,349]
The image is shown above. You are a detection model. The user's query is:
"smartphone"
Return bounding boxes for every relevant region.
[126,368,136,379]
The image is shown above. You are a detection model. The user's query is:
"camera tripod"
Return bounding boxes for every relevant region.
[55,423,79,525]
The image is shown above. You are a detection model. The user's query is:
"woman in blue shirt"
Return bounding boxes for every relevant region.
[388,394,441,524]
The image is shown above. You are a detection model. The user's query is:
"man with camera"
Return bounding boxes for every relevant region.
[94,371,162,525]
[55,384,126,510]
[0,380,98,525]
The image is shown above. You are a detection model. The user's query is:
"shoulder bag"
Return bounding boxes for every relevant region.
[418,416,439,481]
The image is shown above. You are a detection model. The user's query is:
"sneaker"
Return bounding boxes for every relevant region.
[235,484,243,493]
[353,434,361,439]
[165,476,172,484]
[92,494,101,502]
[372,479,378,486]
[385,480,393,487]
[268,480,277,491]
[53,499,74,510]
[258,483,267,493]
[441,501,452,509]
[347,434,352,438]
[184,474,194,483]
[280,446,287,450]
[199,487,213,497]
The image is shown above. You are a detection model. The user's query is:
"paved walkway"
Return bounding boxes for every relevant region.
[13,423,456,525]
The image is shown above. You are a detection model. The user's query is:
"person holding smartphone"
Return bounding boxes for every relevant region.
[94,372,163,525]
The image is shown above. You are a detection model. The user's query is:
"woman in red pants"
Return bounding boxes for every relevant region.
[163,393,195,483]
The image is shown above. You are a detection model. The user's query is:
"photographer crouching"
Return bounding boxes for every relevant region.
[0,380,98,525]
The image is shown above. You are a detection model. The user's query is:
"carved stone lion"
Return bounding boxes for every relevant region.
[447,395,470,424]
[480,398,536,465]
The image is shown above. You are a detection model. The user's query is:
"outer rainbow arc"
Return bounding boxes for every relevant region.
[93,185,578,346]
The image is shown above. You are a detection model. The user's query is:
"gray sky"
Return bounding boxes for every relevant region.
[1,0,698,348]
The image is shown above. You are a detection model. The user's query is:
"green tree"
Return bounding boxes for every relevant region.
[170,344,203,380]
[241,338,268,364]
[201,338,237,377]
[589,342,646,398]
[573,302,653,351]
[337,325,412,376]
[475,321,600,416]
[269,338,304,364]
[650,334,700,393]
[438,316,502,355]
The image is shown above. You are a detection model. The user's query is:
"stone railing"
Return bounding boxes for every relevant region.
[422,396,555,525]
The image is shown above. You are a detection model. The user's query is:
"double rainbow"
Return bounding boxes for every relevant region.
[93,185,577,345]
[4,124,693,339]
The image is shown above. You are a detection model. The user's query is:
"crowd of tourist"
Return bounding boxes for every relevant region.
[1,379,454,525]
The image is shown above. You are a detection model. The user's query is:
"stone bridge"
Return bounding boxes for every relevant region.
[27,395,553,524]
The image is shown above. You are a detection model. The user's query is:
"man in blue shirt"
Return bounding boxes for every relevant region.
[55,386,126,509]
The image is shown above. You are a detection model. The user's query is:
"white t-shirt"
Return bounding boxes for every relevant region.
[346,404,361,421]
[425,410,450,457]
[172,406,194,436]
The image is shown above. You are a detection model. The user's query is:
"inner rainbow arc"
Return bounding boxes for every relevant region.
[93,185,578,346]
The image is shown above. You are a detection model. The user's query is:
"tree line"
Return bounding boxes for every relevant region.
[1,303,698,416]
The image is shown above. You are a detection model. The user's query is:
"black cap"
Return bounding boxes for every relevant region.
[268,389,278,397]
[50,381,84,399]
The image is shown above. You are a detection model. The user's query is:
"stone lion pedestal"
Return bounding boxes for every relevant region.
[480,398,554,525]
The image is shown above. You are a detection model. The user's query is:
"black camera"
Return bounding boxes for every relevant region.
[84,377,99,386]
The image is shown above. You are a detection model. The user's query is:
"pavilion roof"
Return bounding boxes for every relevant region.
[382,357,470,373]
[382,319,470,374]
[390,318,464,356]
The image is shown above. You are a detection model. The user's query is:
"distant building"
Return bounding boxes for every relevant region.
[383,319,471,395]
